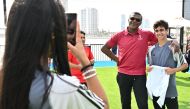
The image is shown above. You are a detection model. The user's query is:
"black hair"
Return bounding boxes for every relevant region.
[80,30,86,36]
[0,0,70,109]
[153,20,169,30]
[129,12,143,21]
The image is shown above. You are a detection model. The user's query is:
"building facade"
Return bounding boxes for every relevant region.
[121,14,126,30]
[81,8,98,35]
[61,0,68,12]
[184,0,190,20]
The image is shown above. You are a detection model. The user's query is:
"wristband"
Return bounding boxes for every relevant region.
[82,69,96,76]
[81,63,93,72]
[84,72,97,80]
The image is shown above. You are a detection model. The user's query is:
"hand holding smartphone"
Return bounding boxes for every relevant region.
[66,13,77,45]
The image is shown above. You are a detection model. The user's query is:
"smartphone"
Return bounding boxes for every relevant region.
[66,13,77,46]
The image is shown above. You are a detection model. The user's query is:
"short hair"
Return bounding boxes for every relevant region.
[153,20,169,30]
[132,12,142,17]
[129,12,143,20]
[80,31,86,36]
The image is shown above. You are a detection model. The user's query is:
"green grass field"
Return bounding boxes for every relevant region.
[96,67,190,109]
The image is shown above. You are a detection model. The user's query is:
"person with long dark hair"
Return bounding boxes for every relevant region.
[0,0,109,109]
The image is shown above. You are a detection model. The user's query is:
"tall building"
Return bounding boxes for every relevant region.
[141,18,150,29]
[81,8,98,35]
[121,14,126,30]
[61,0,68,12]
[184,0,190,20]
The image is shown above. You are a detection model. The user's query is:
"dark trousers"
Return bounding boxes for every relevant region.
[116,73,148,109]
[153,96,178,109]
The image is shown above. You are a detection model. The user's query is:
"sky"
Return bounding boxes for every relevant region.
[0,0,183,32]
[0,0,14,28]
[68,0,183,32]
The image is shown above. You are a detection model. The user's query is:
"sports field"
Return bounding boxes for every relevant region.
[95,65,190,109]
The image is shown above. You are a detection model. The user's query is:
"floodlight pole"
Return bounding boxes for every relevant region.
[180,0,185,52]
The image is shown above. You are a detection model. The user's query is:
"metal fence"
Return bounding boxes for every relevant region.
[0,45,4,65]
[90,44,111,61]
[0,45,4,54]
[0,44,111,62]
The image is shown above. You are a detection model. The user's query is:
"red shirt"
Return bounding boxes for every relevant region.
[106,28,157,75]
[68,46,94,83]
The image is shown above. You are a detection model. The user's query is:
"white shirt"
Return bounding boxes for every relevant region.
[29,72,104,109]
[146,65,170,108]
[49,74,104,109]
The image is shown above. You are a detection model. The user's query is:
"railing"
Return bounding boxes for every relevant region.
[90,44,111,61]
[0,45,4,54]
[0,44,112,62]
[0,45,4,64]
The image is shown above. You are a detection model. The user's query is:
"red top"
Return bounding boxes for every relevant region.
[106,28,157,75]
[68,46,94,83]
